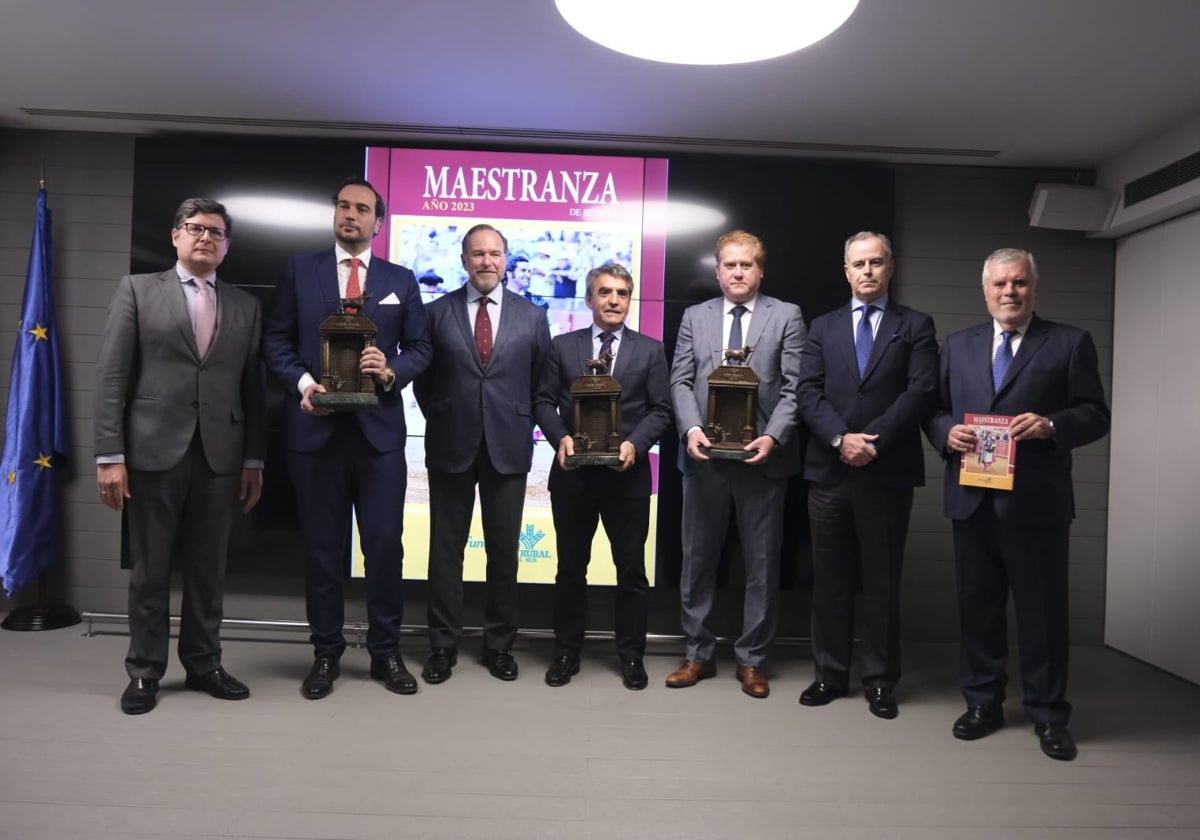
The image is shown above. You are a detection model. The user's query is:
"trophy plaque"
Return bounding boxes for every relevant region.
[565,355,622,467]
[311,294,379,411]
[703,346,758,461]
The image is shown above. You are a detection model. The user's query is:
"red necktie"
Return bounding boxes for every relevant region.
[475,296,493,366]
[346,257,362,312]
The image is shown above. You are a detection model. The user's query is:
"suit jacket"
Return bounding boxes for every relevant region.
[669,294,806,480]
[925,314,1110,526]
[797,299,938,488]
[415,286,551,475]
[94,269,266,473]
[261,249,430,454]
[534,326,672,498]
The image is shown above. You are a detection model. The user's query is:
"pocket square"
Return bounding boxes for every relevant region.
[379,292,401,305]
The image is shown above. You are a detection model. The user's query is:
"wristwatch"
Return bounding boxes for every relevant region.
[830,432,845,449]
[384,366,396,387]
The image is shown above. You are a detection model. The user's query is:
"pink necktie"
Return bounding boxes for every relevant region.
[193,277,215,357]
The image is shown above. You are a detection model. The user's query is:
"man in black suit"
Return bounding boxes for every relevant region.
[667,230,806,699]
[262,177,431,699]
[95,198,266,714]
[415,224,552,683]
[534,263,672,690]
[925,248,1109,761]
[796,232,938,719]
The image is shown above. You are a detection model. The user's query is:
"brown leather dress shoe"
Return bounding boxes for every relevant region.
[735,664,770,698]
[664,659,716,688]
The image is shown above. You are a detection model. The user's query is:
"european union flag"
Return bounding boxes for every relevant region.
[0,188,68,596]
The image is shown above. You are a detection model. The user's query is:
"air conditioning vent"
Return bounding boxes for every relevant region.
[1124,150,1200,206]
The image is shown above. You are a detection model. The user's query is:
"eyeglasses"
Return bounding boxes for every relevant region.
[178,223,229,242]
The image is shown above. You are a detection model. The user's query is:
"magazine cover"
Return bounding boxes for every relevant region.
[959,413,1016,490]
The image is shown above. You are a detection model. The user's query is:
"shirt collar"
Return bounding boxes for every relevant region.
[724,295,757,315]
[992,317,1031,337]
[176,262,215,285]
[335,244,372,268]
[592,323,625,341]
[852,293,889,312]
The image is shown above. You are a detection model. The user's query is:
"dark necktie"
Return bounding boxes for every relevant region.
[728,304,747,362]
[598,330,615,372]
[475,296,493,367]
[856,304,876,377]
[193,277,215,357]
[345,257,362,313]
[993,330,1015,393]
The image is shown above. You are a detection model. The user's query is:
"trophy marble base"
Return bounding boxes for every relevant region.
[311,392,379,411]
[565,453,622,468]
[701,445,756,461]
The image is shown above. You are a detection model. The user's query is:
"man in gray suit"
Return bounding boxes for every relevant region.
[415,224,551,683]
[95,198,266,715]
[667,229,806,698]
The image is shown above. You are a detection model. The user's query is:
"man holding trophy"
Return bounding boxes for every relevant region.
[667,230,806,699]
[534,263,672,690]
[262,176,430,700]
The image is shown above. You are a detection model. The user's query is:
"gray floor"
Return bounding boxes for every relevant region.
[1,625,1198,840]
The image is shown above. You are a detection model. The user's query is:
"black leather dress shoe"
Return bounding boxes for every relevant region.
[621,659,648,690]
[120,678,159,715]
[865,686,898,719]
[544,655,580,687]
[1035,723,1078,761]
[483,649,519,681]
[799,680,848,706]
[185,667,250,701]
[370,653,418,695]
[952,703,1005,740]
[301,655,339,700]
[421,647,457,684]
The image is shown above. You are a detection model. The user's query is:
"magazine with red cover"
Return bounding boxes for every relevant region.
[959,413,1015,490]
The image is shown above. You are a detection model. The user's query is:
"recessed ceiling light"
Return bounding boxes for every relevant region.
[556,0,859,66]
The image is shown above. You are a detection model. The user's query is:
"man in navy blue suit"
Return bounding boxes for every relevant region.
[925,248,1109,761]
[534,262,672,690]
[415,224,551,684]
[796,232,938,719]
[263,177,430,699]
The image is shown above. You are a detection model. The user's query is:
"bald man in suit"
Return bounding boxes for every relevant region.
[95,197,266,715]
[667,229,806,699]
[925,248,1109,761]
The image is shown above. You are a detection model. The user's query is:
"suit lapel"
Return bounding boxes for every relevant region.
[161,268,201,360]
[997,315,1049,397]
[861,304,900,382]
[448,287,482,369]
[744,296,769,352]
[317,250,342,316]
[832,303,859,381]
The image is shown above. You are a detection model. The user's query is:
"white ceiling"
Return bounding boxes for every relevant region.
[3,0,1199,168]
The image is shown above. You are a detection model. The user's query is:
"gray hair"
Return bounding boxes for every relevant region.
[843,231,892,264]
[982,248,1039,286]
[585,262,635,297]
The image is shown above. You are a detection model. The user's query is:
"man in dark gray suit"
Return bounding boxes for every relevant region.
[796,232,938,719]
[95,198,266,715]
[925,248,1109,761]
[415,224,551,683]
[534,262,672,690]
[667,230,806,699]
